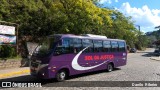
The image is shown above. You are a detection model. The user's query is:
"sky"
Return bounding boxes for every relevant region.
[98,0,160,33]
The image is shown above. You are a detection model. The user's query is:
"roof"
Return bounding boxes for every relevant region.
[51,34,125,42]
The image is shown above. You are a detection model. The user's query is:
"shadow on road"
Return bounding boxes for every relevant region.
[136,52,153,53]
[141,52,158,57]
[67,68,121,80]
[0,68,121,88]
[142,53,153,57]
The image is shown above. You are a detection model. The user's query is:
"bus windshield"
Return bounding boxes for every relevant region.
[33,37,55,56]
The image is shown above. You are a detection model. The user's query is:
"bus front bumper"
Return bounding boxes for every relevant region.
[30,61,52,79]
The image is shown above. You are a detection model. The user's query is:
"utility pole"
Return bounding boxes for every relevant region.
[136,25,142,48]
[137,25,140,33]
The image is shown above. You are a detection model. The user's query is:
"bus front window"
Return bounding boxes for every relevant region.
[33,37,55,56]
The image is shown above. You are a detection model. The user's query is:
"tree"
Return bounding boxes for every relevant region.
[102,10,139,47]
[58,0,112,34]
[0,0,146,57]
[155,25,160,30]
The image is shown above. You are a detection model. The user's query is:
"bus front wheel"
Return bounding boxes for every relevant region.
[107,63,113,72]
[56,70,67,82]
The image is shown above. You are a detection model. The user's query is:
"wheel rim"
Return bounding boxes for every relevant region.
[59,72,66,80]
[108,64,113,72]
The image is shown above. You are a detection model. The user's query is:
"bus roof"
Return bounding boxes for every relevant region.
[51,34,125,42]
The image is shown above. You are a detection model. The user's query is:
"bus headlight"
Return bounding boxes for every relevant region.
[48,67,51,69]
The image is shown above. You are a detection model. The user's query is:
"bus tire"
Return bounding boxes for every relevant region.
[107,63,113,72]
[56,70,67,82]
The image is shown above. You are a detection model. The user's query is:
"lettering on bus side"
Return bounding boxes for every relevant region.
[84,55,114,61]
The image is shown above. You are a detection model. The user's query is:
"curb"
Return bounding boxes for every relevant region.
[0,69,30,79]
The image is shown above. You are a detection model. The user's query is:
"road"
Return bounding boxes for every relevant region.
[1,48,160,90]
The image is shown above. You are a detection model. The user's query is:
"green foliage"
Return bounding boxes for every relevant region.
[135,35,150,50]
[0,46,16,58]
[145,26,160,48]
[0,0,113,36]
[147,29,160,40]
[0,0,145,56]
[103,10,139,48]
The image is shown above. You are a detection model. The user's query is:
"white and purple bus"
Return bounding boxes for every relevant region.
[30,34,127,81]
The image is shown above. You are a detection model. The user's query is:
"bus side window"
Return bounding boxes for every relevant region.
[54,39,70,55]
[118,42,125,52]
[82,39,93,53]
[70,38,82,53]
[103,41,111,52]
[111,41,118,52]
[93,40,103,52]
[62,38,70,54]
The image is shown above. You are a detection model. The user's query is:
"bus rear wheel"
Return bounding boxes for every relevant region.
[56,70,67,82]
[107,63,113,72]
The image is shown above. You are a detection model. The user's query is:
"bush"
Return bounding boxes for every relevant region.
[0,45,17,58]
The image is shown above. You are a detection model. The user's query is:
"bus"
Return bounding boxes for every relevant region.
[30,34,127,81]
